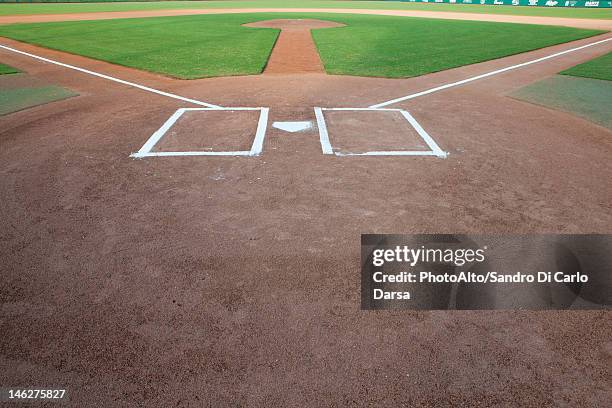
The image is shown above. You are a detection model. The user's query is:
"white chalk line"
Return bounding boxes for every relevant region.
[335,151,440,157]
[130,107,269,158]
[135,108,187,156]
[135,151,252,157]
[0,43,221,109]
[314,107,333,155]
[399,110,446,158]
[5,35,608,159]
[314,107,447,158]
[250,108,269,156]
[369,37,612,109]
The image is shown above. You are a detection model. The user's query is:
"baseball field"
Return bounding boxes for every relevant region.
[1,0,611,406]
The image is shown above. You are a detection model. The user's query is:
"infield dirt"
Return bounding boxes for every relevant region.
[0,10,611,407]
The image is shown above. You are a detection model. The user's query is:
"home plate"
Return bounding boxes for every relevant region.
[272,121,313,133]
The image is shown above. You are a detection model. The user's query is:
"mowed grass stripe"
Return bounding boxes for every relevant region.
[561,52,612,81]
[0,85,77,116]
[0,62,20,74]
[0,13,604,79]
[0,1,610,19]
[510,75,612,129]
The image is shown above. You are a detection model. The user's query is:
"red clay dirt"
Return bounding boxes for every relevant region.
[0,11,611,408]
[244,19,344,74]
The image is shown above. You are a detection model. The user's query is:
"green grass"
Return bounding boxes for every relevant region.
[0,13,603,78]
[0,62,19,74]
[0,14,280,78]
[510,75,612,129]
[0,1,610,19]
[560,52,612,81]
[312,14,604,77]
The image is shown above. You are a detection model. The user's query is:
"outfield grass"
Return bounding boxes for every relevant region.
[560,52,612,81]
[0,1,610,19]
[0,13,603,78]
[0,62,19,74]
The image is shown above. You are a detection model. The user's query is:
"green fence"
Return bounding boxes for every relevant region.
[0,0,170,3]
[397,0,611,8]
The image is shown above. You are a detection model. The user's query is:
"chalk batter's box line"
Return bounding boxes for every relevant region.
[130,107,269,158]
[314,107,447,158]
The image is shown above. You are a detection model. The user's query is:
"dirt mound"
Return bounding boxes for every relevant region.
[244,18,345,31]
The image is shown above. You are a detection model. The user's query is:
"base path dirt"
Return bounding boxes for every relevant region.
[0,8,610,30]
[244,19,344,74]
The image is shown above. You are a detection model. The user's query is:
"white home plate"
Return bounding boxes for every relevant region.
[272,121,313,133]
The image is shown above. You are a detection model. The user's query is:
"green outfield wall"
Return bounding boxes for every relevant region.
[397,0,611,8]
[0,0,609,7]
[0,0,161,3]
[0,0,164,3]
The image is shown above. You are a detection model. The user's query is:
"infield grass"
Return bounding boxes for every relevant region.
[0,14,280,78]
[560,52,612,81]
[510,75,612,129]
[0,13,603,78]
[0,62,19,74]
[311,14,604,77]
[0,85,77,115]
[0,1,610,19]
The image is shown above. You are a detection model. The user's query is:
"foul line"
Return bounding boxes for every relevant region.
[369,37,612,109]
[0,43,221,109]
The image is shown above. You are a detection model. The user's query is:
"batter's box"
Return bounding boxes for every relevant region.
[131,107,269,158]
[314,108,446,158]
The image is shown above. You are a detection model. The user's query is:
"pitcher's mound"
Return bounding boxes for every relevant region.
[243,19,345,30]
[244,19,345,74]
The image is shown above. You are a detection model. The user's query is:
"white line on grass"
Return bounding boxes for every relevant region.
[0,43,221,108]
[369,37,612,109]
